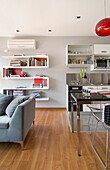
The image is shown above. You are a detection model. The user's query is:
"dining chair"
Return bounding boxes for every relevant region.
[87,104,110,169]
[87,104,102,133]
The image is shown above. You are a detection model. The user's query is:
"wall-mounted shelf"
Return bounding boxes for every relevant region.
[2,66,48,69]
[1,54,50,104]
[1,54,49,68]
[68,53,93,56]
[2,88,49,103]
[66,45,93,68]
[66,64,93,68]
[35,97,49,101]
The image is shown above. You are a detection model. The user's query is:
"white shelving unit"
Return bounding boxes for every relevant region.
[66,45,94,68]
[1,54,49,67]
[1,54,50,103]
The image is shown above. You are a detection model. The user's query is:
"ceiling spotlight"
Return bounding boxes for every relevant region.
[16,29,20,32]
[48,29,52,32]
[77,16,81,19]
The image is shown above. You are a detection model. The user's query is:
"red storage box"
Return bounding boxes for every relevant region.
[34,78,43,84]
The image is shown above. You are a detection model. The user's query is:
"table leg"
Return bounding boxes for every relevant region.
[71,102,74,133]
[77,104,81,156]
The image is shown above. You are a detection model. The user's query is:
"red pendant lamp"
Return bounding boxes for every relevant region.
[95,0,110,36]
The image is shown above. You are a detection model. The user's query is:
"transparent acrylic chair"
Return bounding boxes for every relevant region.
[87,104,110,169]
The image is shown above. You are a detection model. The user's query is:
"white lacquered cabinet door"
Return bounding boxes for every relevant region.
[94,44,110,55]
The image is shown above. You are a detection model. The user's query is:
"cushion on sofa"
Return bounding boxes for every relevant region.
[5,96,29,117]
[0,95,13,116]
[0,115,11,129]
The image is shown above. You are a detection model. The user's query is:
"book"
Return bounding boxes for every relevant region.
[10,75,20,77]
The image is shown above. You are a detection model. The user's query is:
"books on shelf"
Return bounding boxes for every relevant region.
[10,75,20,77]
[10,60,21,66]
[27,58,47,66]
[3,68,22,77]
[13,90,24,96]
[33,84,43,88]
[8,57,47,67]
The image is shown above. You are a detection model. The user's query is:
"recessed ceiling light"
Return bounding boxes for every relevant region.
[77,16,81,19]
[48,29,52,32]
[16,29,20,32]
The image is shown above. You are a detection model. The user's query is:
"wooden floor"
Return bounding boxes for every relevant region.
[0,108,110,170]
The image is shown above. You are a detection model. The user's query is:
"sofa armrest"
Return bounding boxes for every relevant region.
[9,97,35,141]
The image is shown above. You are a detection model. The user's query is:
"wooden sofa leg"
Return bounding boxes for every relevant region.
[19,141,24,149]
[14,141,24,149]
[33,120,35,126]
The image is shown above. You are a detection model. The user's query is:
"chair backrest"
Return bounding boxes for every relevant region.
[103,104,110,126]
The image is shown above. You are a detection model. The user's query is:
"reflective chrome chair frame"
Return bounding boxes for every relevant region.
[87,104,110,169]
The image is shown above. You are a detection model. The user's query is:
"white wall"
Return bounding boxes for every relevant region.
[0,36,110,108]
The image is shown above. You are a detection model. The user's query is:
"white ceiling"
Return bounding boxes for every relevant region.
[0,0,110,37]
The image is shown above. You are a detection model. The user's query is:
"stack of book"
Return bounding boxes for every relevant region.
[10,60,21,66]
[33,78,43,88]
[13,90,24,96]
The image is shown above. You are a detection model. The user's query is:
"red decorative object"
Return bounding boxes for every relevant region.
[95,18,110,36]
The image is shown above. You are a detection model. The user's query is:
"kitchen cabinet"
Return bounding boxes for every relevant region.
[66,44,110,70]
[94,44,110,55]
[66,45,93,67]
[91,45,110,71]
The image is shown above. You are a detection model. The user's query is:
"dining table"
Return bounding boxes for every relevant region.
[71,92,110,156]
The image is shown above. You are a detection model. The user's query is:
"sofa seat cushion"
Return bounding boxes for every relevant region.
[0,115,11,129]
[5,96,29,117]
[0,94,13,116]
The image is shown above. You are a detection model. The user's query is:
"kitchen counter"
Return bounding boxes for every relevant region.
[67,83,110,86]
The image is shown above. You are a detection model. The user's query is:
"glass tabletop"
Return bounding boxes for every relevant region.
[71,92,110,102]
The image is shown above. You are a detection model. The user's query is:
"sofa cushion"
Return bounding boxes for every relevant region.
[5,96,29,117]
[0,94,13,116]
[0,115,11,129]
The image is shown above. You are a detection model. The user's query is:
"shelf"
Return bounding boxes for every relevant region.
[68,53,93,56]
[2,76,49,80]
[2,66,48,69]
[66,45,94,67]
[1,54,50,102]
[1,54,48,59]
[2,87,49,90]
[1,54,49,68]
[35,97,49,101]
[67,64,93,68]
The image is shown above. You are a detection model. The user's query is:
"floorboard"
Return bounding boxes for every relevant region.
[0,108,109,170]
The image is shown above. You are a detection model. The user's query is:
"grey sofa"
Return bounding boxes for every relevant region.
[0,95,35,148]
